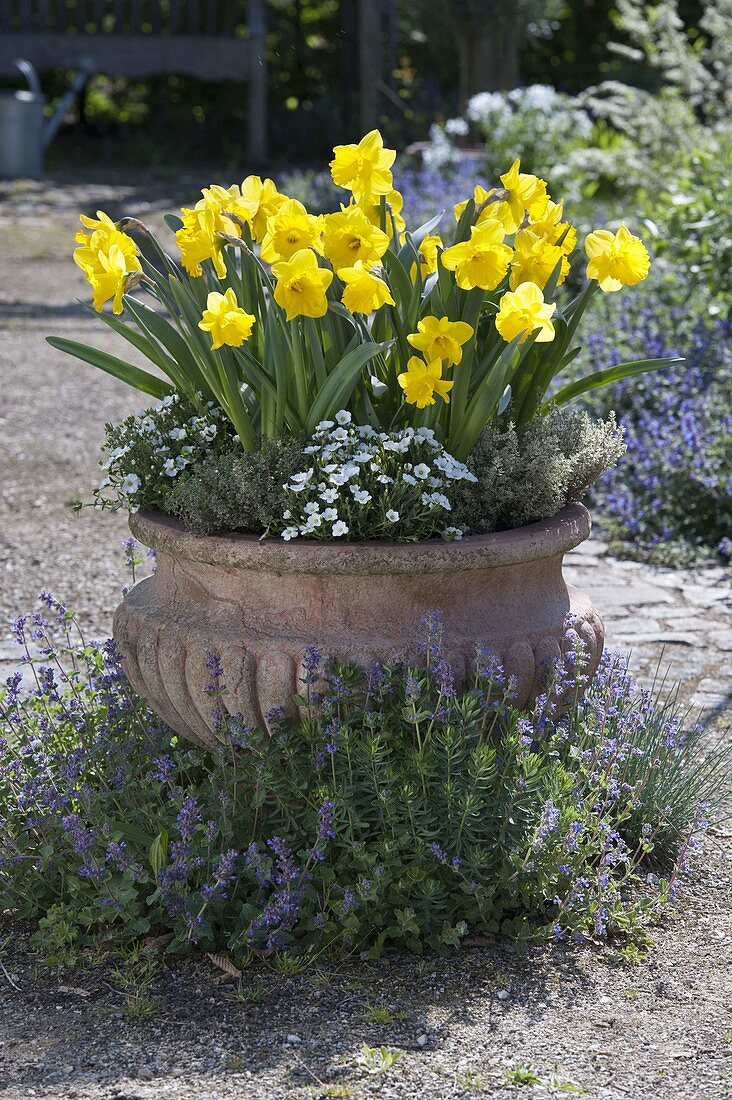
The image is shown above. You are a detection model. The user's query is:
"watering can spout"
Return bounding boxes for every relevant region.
[42,56,96,149]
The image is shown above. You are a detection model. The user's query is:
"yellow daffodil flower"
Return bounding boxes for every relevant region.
[272,248,333,320]
[260,199,323,264]
[330,129,396,202]
[528,199,577,255]
[416,234,442,278]
[441,218,513,291]
[198,287,256,350]
[585,224,651,292]
[397,356,454,408]
[407,315,474,366]
[339,261,395,314]
[359,187,406,240]
[176,202,237,279]
[73,218,142,314]
[509,229,569,291]
[74,209,119,244]
[239,175,288,240]
[74,241,139,314]
[322,206,389,271]
[499,159,549,232]
[495,282,556,344]
[201,183,258,228]
[453,185,515,233]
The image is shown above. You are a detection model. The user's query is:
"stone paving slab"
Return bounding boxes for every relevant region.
[564,542,731,715]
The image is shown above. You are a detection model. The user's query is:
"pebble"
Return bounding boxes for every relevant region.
[417,1033,429,1047]
[285,1034,302,1045]
[496,989,511,1001]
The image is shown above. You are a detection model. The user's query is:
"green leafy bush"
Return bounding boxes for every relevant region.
[167,436,305,536]
[1,597,725,961]
[452,407,625,534]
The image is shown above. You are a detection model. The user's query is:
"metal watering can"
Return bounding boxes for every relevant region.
[0,57,96,178]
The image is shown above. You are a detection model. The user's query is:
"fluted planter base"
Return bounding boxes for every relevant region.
[113,503,605,750]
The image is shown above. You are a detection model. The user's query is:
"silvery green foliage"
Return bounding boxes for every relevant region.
[452,407,626,534]
[611,0,732,120]
[280,414,476,542]
[97,395,236,514]
[166,436,306,537]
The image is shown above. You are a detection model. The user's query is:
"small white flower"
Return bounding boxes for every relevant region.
[301,513,322,532]
[175,455,189,469]
[329,471,350,487]
[341,462,359,479]
[332,520,349,537]
[353,451,372,464]
[163,459,179,478]
[322,463,338,474]
[160,395,175,408]
[316,420,334,432]
[320,487,339,504]
[442,526,463,541]
[304,501,321,516]
[377,474,393,485]
[335,409,352,425]
[282,526,299,541]
[283,510,292,520]
[413,463,431,480]
[109,446,130,461]
[445,116,469,136]
[303,444,320,454]
[353,489,372,505]
[330,427,349,442]
[322,507,338,522]
[402,472,417,485]
[288,469,314,492]
[181,446,194,456]
[386,509,400,523]
[98,476,111,490]
[356,424,378,438]
[169,427,187,441]
[423,491,451,510]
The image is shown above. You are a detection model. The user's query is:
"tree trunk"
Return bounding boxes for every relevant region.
[457,22,520,108]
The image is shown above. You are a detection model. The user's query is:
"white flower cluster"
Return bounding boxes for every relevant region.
[98,394,231,513]
[279,412,476,543]
[425,84,594,182]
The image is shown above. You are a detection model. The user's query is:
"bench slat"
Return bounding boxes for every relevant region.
[0,32,253,79]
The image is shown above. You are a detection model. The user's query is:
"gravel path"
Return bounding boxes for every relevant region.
[1,172,731,1099]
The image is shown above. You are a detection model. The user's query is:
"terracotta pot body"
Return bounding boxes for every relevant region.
[113,503,605,750]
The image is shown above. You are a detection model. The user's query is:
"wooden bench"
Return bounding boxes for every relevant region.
[0,0,267,161]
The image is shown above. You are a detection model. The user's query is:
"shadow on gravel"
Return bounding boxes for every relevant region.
[0,926,596,1096]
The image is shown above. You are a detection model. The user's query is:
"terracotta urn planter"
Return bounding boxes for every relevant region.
[113,502,605,750]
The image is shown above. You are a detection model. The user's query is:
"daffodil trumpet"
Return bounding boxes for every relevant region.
[50,139,680,462]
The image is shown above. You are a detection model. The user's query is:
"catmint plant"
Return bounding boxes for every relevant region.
[1,596,728,961]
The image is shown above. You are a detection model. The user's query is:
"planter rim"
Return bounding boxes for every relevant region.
[129,502,592,577]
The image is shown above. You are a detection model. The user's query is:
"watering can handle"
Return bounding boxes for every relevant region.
[13,58,42,96]
[42,56,97,149]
